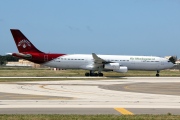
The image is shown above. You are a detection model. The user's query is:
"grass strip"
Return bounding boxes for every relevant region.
[0,68,179,77]
[0,114,180,120]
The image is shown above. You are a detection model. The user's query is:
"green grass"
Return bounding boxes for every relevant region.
[0,68,83,77]
[0,114,180,120]
[0,67,179,77]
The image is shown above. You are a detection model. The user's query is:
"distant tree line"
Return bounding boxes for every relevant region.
[0,55,19,65]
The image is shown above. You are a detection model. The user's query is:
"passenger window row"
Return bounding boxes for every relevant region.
[58,58,85,60]
[106,60,129,62]
[143,61,159,62]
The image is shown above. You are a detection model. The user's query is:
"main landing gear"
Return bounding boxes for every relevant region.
[85,70,103,76]
[156,70,160,77]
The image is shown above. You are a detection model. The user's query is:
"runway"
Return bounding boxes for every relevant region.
[0,77,180,115]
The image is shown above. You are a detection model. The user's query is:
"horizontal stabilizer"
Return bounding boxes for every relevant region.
[6,53,13,55]
[12,53,32,59]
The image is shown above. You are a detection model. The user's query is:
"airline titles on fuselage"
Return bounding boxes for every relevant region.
[130,57,156,61]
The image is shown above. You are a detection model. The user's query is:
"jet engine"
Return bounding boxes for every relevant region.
[113,66,128,73]
[104,63,120,69]
[104,63,128,73]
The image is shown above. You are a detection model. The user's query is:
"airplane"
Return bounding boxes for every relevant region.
[8,29,176,77]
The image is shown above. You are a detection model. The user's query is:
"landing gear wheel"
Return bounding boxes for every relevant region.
[85,71,103,77]
[94,73,98,76]
[156,74,159,77]
[98,73,103,76]
[85,72,90,76]
[156,70,160,77]
[90,73,98,76]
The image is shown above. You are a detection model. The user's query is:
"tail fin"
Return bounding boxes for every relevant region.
[10,29,43,53]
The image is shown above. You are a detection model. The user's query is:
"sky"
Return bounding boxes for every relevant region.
[0,0,180,57]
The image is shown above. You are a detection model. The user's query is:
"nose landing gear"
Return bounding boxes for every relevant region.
[156,70,160,77]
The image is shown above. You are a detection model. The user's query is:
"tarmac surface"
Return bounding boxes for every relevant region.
[0,77,180,115]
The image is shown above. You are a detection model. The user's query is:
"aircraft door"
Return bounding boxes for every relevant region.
[158,58,165,70]
[44,55,48,61]
[161,59,164,66]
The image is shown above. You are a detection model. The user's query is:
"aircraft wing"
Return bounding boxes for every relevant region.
[92,53,109,64]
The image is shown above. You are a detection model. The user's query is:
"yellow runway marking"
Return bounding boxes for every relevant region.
[114,108,134,115]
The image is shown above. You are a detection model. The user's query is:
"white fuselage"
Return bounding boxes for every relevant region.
[44,54,174,71]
